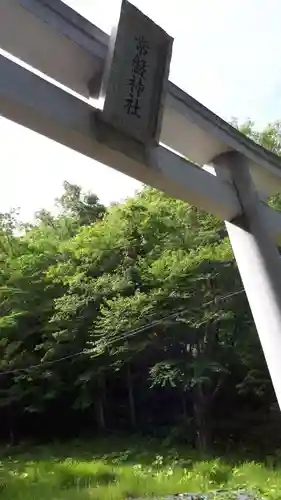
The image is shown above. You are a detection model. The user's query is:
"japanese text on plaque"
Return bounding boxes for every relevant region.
[124,35,150,118]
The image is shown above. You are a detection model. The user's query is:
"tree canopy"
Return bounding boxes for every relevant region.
[1,123,281,453]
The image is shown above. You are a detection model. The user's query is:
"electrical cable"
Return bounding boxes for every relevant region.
[0,288,245,377]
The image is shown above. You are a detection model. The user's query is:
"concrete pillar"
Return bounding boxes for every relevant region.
[211,151,281,408]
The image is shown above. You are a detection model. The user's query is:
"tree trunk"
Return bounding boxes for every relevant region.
[95,373,106,431]
[95,395,105,431]
[193,385,210,455]
[182,392,188,420]
[127,364,136,428]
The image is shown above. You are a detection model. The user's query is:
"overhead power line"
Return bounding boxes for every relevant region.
[0,288,245,377]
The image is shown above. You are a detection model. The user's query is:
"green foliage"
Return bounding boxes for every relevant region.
[0,439,280,500]
[1,119,281,455]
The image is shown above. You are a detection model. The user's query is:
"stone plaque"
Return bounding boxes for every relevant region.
[100,0,173,146]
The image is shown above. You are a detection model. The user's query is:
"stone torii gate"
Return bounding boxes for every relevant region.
[1,0,281,408]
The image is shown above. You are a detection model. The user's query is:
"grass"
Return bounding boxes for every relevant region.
[0,436,281,499]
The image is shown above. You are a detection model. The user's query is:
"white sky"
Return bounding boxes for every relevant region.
[2,0,281,221]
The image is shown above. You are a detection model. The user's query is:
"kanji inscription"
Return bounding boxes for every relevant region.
[124,36,150,118]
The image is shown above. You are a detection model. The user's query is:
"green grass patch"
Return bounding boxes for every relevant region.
[0,437,280,499]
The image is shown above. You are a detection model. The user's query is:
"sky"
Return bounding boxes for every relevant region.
[2,0,281,221]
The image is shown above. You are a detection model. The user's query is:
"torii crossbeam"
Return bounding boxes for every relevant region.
[1,0,281,409]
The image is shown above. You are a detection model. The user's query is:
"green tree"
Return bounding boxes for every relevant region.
[1,117,280,453]
[56,181,105,227]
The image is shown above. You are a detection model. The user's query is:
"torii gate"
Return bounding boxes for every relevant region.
[1,0,281,408]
